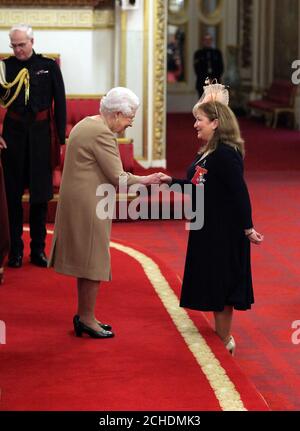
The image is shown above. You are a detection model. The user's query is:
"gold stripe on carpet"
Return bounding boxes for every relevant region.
[110,241,247,411]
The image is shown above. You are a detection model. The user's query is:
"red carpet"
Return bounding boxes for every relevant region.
[1,115,299,411]
[0,231,267,411]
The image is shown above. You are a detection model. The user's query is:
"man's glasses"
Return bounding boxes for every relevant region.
[9,41,29,50]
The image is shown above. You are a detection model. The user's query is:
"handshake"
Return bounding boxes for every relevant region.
[141,172,172,186]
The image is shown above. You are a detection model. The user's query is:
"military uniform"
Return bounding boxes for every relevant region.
[0,51,66,262]
[193,47,224,98]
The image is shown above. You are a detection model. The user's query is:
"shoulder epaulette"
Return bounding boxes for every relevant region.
[1,55,12,61]
[39,54,56,62]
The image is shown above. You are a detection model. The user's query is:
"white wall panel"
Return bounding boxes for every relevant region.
[0,28,114,94]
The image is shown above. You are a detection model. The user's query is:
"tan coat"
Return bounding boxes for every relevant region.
[48,116,140,281]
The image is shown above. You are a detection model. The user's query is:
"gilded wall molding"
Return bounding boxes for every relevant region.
[168,0,189,26]
[119,10,127,87]
[143,0,149,159]
[0,8,115,29]
[0,1,112,5]
[93,9,115,28]
[153,0,166,160]
[197,0,223,25]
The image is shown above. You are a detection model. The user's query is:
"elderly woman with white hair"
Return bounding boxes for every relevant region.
[49,87,161,339]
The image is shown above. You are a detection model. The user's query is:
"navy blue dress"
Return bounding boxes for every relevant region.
[172,143,254,311]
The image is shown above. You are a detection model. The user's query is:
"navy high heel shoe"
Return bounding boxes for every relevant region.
[73,315,114,339]
[73,314,112,331]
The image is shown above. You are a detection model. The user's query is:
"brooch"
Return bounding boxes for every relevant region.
[191,165,208,185]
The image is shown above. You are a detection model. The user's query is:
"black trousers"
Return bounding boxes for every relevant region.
[6,190,47,257]
[2,114,52,258]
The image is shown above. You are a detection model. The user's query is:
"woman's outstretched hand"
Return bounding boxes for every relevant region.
[157,172,172,184]
[245,228,264,245]
[140,172,162,185]
[140,172,172,186]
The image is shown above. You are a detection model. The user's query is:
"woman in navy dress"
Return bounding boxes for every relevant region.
[159,94,263,355]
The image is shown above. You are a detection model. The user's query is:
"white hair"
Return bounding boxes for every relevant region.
[9,24,33,40]
[100,87,139,117]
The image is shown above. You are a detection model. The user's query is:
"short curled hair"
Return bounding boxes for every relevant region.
[9,24,33,39]
[100,87,139,117]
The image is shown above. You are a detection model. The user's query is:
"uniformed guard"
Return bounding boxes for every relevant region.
[0,23,66,268]
[193,34,224,98]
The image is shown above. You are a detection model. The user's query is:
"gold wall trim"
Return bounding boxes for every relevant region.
[168,0,189,26]
[0,8,115,29]
[153,0,166,160]
[93,9,114,29]
[118,8,127,139]
[119,9,127,87]
[197,0,223,25]
[143,0,149,159]
[0,1,111,5]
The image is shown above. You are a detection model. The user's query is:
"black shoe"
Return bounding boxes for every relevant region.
[8,255,23,268]
[30,252,48,268]
[73,314,112,331]
[73,315,114,339]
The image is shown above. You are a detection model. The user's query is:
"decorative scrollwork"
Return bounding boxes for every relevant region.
[0,0,113,6]
[0,8,114,29]
[153,0,166,160]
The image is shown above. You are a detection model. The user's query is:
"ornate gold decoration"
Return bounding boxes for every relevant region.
[0,1,113,6]
[119,9,127,88]
[168,0,189,25]
[116,9,127,140]
[153,0,166,160]
[197,0,223,25]
[0,8,114,29]
[142,0,149,159]
[93,9,115,28]
[167,1,189,88]
[0,61,30,108]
